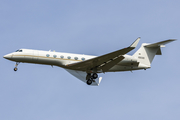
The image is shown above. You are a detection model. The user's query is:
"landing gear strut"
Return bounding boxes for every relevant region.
[14,62,20,71]
[86,73,98,85]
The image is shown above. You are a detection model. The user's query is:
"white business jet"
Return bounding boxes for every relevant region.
[3,38,175,86]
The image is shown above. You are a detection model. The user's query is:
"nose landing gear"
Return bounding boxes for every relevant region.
[14,67,18,71]
[14,62,20,71]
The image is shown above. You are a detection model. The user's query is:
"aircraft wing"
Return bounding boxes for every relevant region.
[66,38,140,72]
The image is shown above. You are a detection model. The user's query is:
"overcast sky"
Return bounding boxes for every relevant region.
[0,0,180,120]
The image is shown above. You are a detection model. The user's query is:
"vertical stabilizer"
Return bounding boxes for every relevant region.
[133,39,175,67]
[133,44,159,67]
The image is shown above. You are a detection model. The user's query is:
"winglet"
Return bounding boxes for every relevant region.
[130,37,141,48]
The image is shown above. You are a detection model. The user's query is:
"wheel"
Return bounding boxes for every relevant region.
[86,79,92,85]
[92,73,98,79]
[14,67,18,71]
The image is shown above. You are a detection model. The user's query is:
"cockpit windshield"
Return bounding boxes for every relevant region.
[15,49,23,52]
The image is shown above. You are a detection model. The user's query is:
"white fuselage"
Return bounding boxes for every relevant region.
[4,49,149,72]
[3,38,174,86]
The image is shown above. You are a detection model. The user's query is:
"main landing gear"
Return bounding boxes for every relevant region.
[14,62,20,71]
[86,73,98,85]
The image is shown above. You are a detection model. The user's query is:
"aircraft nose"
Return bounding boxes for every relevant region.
[3,54,12,60]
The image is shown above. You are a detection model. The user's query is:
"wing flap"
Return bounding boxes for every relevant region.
[100,56,125,72]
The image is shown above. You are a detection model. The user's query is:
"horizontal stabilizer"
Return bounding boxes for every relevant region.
[145,39,176,48]
[133,39,176,66]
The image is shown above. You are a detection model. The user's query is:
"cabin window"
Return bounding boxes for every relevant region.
[74,57,78,60]
[53,55,57,58]
[81,57,85,61]
[60,55,64,59]
[67,56,71,59]
[46,54,50,57]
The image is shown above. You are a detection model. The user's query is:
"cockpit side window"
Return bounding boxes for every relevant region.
[15,49,23,52]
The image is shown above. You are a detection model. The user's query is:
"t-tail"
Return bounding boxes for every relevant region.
[133,39,176,68]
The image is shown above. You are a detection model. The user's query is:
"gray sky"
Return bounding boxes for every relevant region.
[0,0,180,120]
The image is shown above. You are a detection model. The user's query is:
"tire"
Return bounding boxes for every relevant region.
[86,79,92,85]
[92,73,98,79]
[14,67,18,71]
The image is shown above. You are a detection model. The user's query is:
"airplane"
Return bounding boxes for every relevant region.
[3,38,175,86]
